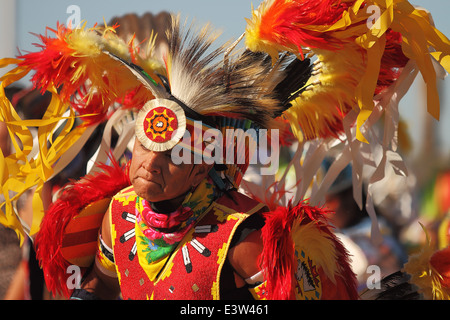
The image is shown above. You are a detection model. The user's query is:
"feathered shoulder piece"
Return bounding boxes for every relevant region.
[260,201,359,299]
[153,15,297,129]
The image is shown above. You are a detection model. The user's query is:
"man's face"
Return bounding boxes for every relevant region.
[129,138,210,203]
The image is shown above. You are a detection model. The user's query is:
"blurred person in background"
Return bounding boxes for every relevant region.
[323,163,408,291]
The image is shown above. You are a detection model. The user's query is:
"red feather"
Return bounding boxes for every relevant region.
[35,158,131,298]
[17,23,153,127]
[273,117,297,146]
[71,86,111,126]
[19,24,83,100]
[260,205,297,299]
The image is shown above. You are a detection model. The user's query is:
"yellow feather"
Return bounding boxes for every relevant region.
[291,219,340,284]
[245,0,450,142]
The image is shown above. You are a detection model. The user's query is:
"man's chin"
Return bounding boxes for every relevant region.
[134,185,164,202]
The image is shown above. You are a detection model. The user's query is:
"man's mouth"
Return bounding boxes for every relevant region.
[135,175,162,188]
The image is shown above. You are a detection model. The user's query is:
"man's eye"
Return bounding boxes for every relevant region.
[138,142,149,151]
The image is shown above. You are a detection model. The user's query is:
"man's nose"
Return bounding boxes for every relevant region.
[142,151,163,173]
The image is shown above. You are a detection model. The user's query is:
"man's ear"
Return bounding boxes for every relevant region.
[191,163,214,187]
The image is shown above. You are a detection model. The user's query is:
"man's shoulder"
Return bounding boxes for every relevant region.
[112,185,136,199]
[108,186,137,215]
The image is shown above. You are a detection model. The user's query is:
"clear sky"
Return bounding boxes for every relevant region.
[15,0,258,49]
[7,0,450,158]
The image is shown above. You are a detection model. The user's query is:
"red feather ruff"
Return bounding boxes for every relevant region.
[35,158,131,298]
[259,201,358,299]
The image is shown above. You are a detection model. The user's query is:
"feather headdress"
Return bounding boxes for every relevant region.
[1,1,449,255]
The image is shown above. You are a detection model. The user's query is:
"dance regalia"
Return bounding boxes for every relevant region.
[102,186,357,300]
[108,186,265,300]
[1,1,450,300]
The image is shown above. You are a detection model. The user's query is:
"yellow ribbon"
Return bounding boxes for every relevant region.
[0,59,90,244]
